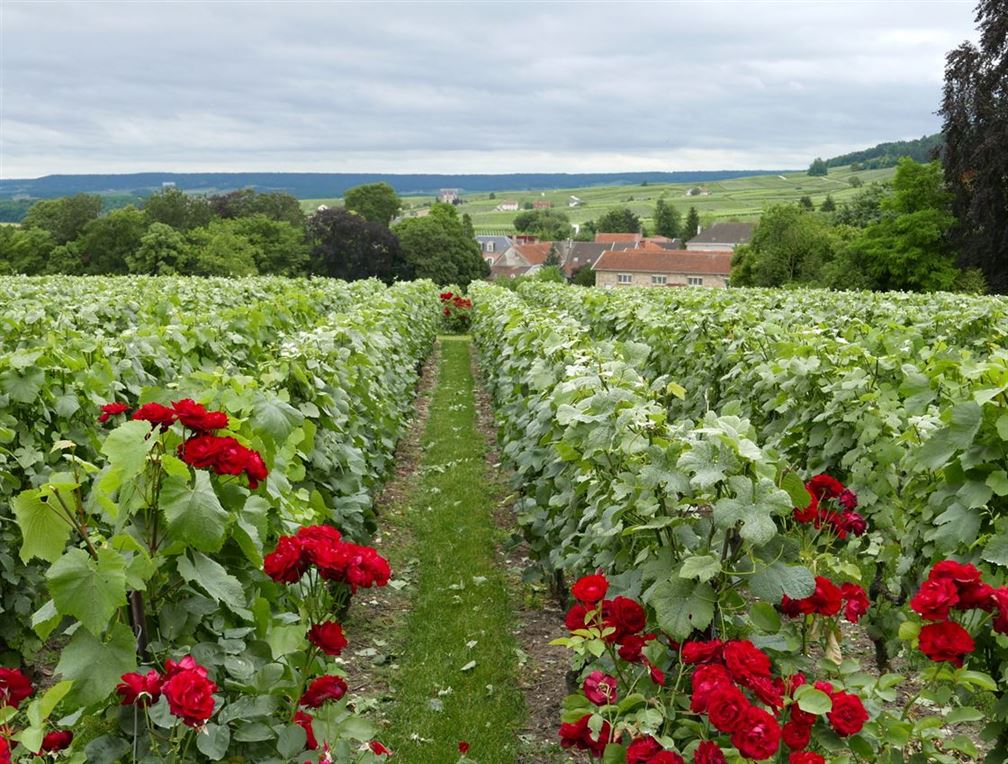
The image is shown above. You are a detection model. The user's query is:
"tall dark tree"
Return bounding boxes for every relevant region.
[209,188,305,226]
[652,199,681,238]
[307,207,411,283]
[343,182,402,227]
[683,207,701,240]
[143,187,213,231]
[807,158,828,176]
[940,0,1008,291]
[595,207,641,233]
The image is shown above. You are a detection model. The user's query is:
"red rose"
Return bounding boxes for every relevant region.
[443,307,451,317]
[211,437,250,475]
[558,713,615,756]
[264,536,308,583]
[690,664,732,713]
[244,450,268,489]
[788,699,816,728]
[681,640,723,665]
[300,675,348,708]
[335,544,391,590]
[707,683,751,733]
[927,560,994,609]
[0,736,9,764]
[571,574,609,604]
[458,741,470,754]
[627,736,663,763]
[991,587,1008,633]
[132,402,177,429]
[440,292,453,300]
[840,511,867,536]
[370,740,391,755]
[652,753,684,764]
[806,474,844,500]
[918,620,975,667]
[179,434,228,468]
[116,670,163,706]
[793,493,819,524]
[747,675,784,709]
[649,661,667,687]
[0,668,33,708]
[618,633,655,663]
[171,399,229,432]
[828,691,869,736]
[164,655,205,678]
[294,710,317,750]
[722,640,772,683]
[98,402,130,423]
[565,603,591,631]
[693,740,726,764]
[838,488,858,511]
[307,622,348,656]
[162,667,217,727]
[789,753,826,764]
[730,706,781,760]
[808,576,843,616]
[841,583,870,624]
[911,578,960,621]
[582,671,618,706]
[37,730,73,754]
[604,596,646,641]
[782,720,812,750]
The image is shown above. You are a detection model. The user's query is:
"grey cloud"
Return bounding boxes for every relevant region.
[0,0,978,176]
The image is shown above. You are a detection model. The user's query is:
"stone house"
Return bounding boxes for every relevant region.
[685,222,754,252]
[593,247,733,288]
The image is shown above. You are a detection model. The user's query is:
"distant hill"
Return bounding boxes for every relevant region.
[824,133,943,170]
[0,170,789,202]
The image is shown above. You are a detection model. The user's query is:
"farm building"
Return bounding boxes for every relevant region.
[593,247,733,288]
[685,222,754,252]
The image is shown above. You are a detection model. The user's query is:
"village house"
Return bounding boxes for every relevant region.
[496,200,519,212]
[592,246,733,288]
[533,199,553,209]
[438,188,460,204]
[685,222,754,252]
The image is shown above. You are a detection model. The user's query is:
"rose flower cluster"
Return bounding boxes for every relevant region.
[1,666,74,759]
[780,575,870,624]
[685,639,868,762]
[263,524,391,592]
[909,559,1008,667]
[99,398,268,489]
[116,655,218,728]
[793,474,867,539]
[440,291,473,316]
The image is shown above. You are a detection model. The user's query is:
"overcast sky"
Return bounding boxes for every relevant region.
[0,0,979,178]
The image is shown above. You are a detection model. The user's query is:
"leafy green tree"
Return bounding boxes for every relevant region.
[807,158,828,176]
[683,207,701,240]
[71,206,148,274]
[0,226,56,274]
[595,207,641,233]
[543,245,561,267]
[307,207,410,283]
[571,264,596,286]
[652,199,682,238]
[394,203,489,287]
[22,194,102,244]
[208,189,305,226]
[730,205,836,286]
[127,222,191,274]
[343,182,402,227]
[534,265,566,282]
[849,176,864,188]
[799,195,815,211]
[841,159,959,292]
[143,187,213,231]
[833,182,891,227]
[185,220,259,276]
[488,192,496,200]
[232,215,308,275]
[513,209,571,240]
[461,213,476,241]
[820,195,837,213]
[940,0,1008,292]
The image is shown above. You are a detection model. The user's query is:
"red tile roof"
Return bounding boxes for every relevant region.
[593,248,732,275]
[512,241,555,266]
[595,232,642,244]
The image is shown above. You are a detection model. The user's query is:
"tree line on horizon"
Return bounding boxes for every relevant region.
[0,183,490,287]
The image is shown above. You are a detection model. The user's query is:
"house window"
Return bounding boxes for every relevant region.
[651,274,668,285]
[688,276,704,286]
[617,273,632,284]
[486,241,495,252]
[486,257,494,265]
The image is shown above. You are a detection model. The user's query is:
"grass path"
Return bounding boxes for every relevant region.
[384,336,524,763]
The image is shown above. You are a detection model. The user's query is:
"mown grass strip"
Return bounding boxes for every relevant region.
[386,336,524,763]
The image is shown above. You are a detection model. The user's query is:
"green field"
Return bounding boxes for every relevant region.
[301,165,895,234]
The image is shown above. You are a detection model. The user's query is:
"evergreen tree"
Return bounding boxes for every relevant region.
[683,207,701,240]
[652,199,681,238]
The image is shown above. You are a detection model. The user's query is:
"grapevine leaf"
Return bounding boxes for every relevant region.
[56,622,137,707]
[650,578,715,640]
[161,471,229,552]
[13,489,73,563]
[749,562,815,602]
[47,547,128,636]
